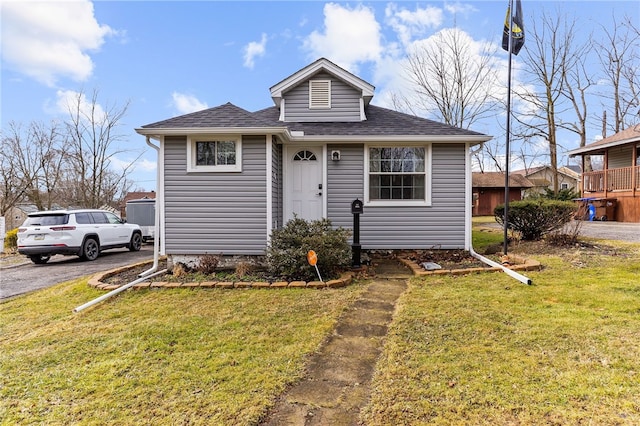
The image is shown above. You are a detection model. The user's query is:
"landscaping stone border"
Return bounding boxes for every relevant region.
[398,253,542,276]
[88,252,541,291]
[88,259,354,291]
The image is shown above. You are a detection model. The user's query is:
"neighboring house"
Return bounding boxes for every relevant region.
[568,125,640,222]
[135,58,491,262]
[472,172,534,216]
[512,165,580,197]
[4,204,40,231]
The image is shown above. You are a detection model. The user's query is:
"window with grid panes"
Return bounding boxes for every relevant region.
[368,147,426,201]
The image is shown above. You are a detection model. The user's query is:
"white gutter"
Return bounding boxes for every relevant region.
[139,136,161,277]
[465,143,532,285]
[73,269,167,313]
[73,136,167,313]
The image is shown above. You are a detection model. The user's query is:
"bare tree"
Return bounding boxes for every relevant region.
[64,89,137,208]
[513,11,583,194]
[562,30,594,172]
[395,27,503,130]
[595,15,640,134]
[0,121,66,214]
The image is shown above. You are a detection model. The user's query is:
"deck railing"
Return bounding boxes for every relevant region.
[583,165,640,192]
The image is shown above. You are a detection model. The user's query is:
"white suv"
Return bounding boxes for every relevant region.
[17,209,143,264]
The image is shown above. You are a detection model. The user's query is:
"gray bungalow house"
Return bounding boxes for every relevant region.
[135,58,491,262]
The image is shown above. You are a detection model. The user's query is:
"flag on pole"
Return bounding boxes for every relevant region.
[502,0,525,55]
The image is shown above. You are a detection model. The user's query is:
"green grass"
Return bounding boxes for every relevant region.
[3,221,640,425]
[0,280,365,425]
[362,232,640,425]
[472,215,503,252]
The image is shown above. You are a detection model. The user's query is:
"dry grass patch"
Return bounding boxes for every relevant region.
[0,279,365,425]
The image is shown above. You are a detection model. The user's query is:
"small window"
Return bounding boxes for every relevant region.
[105,212,122,224]
[75,213,92,224]
[366,146,431,206]
[187,136,242,172]
[560,183,569,190]
[91,212,108,224]
[293,150,317,161]
[309,80,331,109]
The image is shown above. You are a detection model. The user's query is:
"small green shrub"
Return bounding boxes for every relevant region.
[266,217,351,281]
[529,187,581,201]
[494,199,577,241]
[4,228,18,252]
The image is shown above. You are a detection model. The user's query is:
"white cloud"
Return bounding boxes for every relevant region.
[243,33,268,69]
[385,3,443,47]
[171,92,208,115]
[1,0,115,86]
[111,156,156,173]
[444,2,478,17]
[54,89,107,122]
[303,3,382,72]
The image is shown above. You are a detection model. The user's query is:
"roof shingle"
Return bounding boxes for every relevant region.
[472,172,534,188]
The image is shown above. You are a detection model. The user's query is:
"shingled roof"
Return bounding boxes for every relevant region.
[472,172,534,188]
[141,102,280,129]
[253,105,485,137]
[140,102,488,139]
[568,124,640,156]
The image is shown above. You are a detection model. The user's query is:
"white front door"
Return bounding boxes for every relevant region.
[285,147,324,222]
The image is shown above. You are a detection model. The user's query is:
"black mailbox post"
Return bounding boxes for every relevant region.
[351,199,364,268]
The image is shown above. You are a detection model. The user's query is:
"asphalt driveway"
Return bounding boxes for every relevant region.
[0,245,153,300]
[575,221,640,243]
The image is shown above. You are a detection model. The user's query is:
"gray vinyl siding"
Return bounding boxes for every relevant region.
[163,135,267,255]
[326,143,467,249]
[327,144,365,229]
[608,145,633,169]
[283,72,362,122]
[272,140,283,229]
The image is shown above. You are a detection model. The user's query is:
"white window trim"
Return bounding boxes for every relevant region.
[364,144,432,207]
[186,135,242,172]
[309,79,331,109]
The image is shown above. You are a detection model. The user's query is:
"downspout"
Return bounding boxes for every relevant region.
[140,136,162,277]
[466,143,532,285]
[73,136,167,313]
[73,269,167,313]
[469,246,532,285]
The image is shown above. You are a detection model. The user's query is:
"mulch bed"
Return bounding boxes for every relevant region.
[400,249,490,270]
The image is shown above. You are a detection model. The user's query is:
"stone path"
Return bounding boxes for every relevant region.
[259,258,411,426]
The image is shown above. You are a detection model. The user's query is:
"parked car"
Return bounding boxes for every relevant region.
[17,209,143,264]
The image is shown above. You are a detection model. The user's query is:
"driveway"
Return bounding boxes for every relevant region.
[0,245,153,300]
[575,221,640,243]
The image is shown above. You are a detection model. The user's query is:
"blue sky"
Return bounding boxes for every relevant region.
[2,0,638,191]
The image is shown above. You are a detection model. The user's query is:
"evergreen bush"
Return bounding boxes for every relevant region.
[266,217,351,281]
[494,199,577,241]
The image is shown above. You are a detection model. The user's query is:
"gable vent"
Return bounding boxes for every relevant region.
[309,80,331,109]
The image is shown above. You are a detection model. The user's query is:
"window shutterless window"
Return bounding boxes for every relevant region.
[365,146,431,206]
[187,136,242,172]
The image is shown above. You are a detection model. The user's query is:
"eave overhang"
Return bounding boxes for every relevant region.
[135,126,292,139]
[281,134,492,144]
[568,137,640,157]
[136,127,491,146]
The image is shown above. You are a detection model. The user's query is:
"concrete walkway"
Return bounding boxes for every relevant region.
[259,258,411,426]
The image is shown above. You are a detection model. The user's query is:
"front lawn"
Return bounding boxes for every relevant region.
[0,280,365,425]
[2,220,639,425]
[362,234,640,424]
